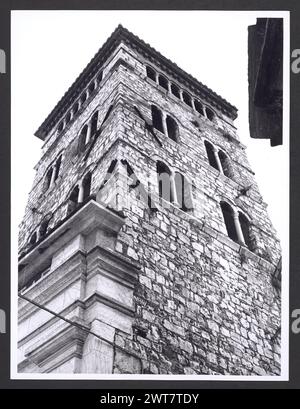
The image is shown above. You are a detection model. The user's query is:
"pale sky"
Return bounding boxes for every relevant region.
[11,10,289,244]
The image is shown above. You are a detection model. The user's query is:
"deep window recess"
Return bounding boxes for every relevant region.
[151,105,164,133]
[218,151,231,178]
[157,161,173,203]
[90,112,98,137]
[182,91,193,107]
[204,141,219,170]
[146,66,156,82]
[29,232,37,245]
[54,155,62,181]
[206,107,215,121]
[158,75,168,90]
[166,115,178,142]
[171,83,180,98]
[220,202,238,242]
[194,100,204,116]
[82,172,92,202]
[239,212,253,250]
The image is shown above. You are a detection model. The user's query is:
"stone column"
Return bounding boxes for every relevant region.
[179,89,184,102]
[213,146,223,174]
[78,181,84,203]
[86,124,92,144]
[170,171,179,206]
[167,81,172,94]
[162,112,168,136]
[49,165,57,188]
[191,98,196,111]
[233,210,245,245]
[203,106,207,118]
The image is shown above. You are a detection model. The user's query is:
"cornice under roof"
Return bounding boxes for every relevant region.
[35,24,238,140]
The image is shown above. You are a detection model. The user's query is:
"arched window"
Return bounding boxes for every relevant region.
[80,91,88,105]
[239,212,253,250]
[73,101,79,115]
[101,159,118,188]
[44,167,53,192]
[171,83,180,98]
[90,111,98,137]
[97,71,103,83]
[194,100,204,116]
[54,155,62,181]
[157,161,173,203]
[67,185,79,214]
[146,66,156,82]
[78,124,89,152]
[218,150,231,178]
[182,91,193,108]
[65,111,71,124]
[102,105,114,126]
[220,202,238,242]
[82,172,92,202]
[166,115,178,142]
[88,81,96,94]
[57,121,64,133]
[39,219,50,238]
[151,105,164,133]
[158,75,168,90]
[174,172,193,212]
[204,141,219,170]
[206,107,215,121]
[29,232,37,246]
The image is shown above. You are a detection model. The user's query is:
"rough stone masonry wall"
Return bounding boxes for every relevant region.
[102,48,281,375]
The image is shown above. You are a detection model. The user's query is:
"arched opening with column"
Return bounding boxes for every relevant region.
[218,150,232,178]
[194,99,205,116]
[54,155,62,181]
[171,83,180,98]
[29,232,37,246]
[151,105,164,133]
[44,167,53,192]
[204,141,219,170]
[82,172,92,202]
[78,124,89,152]
[174,172,193,212]
[90,111,98,137]
[158,74,168,90]
[206,107,215,121]
[67,185,80,215]
[156,161,173,203]
[182,91,193,108]
[39,217,51,239]
[238,212,255,251]
[166,115,179,142]
[146,66,156,82]
[220,201,238,242]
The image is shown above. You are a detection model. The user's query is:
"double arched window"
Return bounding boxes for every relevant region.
[220,201,254,250]
[67,171,93,214]
[156,161,193,212]
[204,141,233,178]
[151,105,179,142]
[43,154,63,193]
[78,110,99,152]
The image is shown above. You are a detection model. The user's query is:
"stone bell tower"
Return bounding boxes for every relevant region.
[18,25,281,375]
